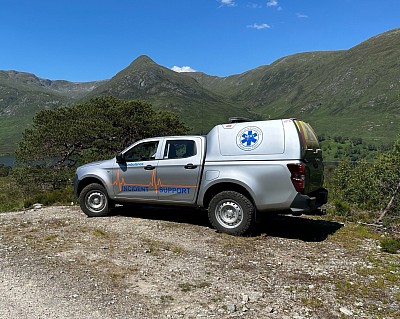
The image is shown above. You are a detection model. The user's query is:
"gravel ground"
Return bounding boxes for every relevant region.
[0,205,399,318]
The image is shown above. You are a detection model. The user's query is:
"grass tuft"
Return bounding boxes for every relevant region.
[380,237,400,254]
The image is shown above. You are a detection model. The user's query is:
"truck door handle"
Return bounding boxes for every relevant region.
[184,163,197,169]
[144,165,155,170]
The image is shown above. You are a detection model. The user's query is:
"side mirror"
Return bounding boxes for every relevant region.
[116,152,125,163]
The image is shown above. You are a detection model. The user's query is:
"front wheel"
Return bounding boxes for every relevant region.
[208,191,255,235]
[79,183,110,217]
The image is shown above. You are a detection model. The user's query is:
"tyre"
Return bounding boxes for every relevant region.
[79,183,110,217]
[208,191,254,235]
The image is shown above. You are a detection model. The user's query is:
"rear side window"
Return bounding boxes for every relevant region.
[294,120,320,151]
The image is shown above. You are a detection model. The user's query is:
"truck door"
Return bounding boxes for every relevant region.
[113,140,160,201]
[156,137,204,203]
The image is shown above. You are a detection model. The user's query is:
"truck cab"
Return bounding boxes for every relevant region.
[113,136,205,204]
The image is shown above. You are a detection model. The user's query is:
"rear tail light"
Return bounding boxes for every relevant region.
[287,163,305,194]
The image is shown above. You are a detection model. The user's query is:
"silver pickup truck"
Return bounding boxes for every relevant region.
[74,118,328,235]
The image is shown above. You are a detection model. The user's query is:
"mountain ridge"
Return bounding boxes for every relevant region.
[0,27,399,155]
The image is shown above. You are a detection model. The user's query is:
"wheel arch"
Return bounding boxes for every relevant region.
[202,182,254,209]
[76,176,107,197]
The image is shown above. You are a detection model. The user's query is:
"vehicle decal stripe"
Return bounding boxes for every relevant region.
[111,169,198,193]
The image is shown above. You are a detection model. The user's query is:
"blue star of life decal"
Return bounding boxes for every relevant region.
[241,130,258,146]
[236,126,263,151]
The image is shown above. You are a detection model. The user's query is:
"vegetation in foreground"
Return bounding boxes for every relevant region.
[0,175,24,212]
[328,139,400,225]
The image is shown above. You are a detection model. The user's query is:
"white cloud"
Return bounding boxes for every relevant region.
[218,0,236,7]
[296,13,309,18]
[247,23,271,30]
[248,2,262,9]
[171,66,197,73]
[267,1,281,10]
[267,0,278,7]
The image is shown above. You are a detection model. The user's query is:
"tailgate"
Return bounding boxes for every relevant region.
[294,120,324,193]
[303,151,324,193]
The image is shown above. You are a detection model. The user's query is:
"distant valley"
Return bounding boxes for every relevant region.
[0,27,399,156]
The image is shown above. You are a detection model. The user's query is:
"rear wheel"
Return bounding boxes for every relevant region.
[208,191,254,235]
[79,183,110,217]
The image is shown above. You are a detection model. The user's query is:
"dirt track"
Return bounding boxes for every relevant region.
[0,206,399,318]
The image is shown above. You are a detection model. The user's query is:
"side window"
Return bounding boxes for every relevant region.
[164,140,197,159]
[295,120,320,150]
[124,141,159,162]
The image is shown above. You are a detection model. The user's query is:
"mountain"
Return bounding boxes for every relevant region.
[0,28,399,155]
[85,55,256,132]
[0,71,104,154]
[251,29,400,142]
[187,28,400,144]
[0,70,104,115]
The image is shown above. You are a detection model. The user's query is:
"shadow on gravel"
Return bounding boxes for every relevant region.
[112,205,343,242]
[112,205,210,227]
[254,214,344,242]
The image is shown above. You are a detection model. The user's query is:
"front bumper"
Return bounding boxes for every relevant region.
[73,174,80,197]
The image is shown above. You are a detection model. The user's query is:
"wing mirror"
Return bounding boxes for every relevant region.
[116,152,125,163]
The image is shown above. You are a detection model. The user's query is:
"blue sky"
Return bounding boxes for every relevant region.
[1,0,399,82]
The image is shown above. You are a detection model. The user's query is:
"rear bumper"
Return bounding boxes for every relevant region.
[290,188,328,213]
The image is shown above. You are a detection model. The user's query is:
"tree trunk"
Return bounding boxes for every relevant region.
[376,180,400,223]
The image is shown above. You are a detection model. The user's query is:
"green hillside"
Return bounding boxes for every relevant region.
[0,28,399,156]
[187,29,400,145]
